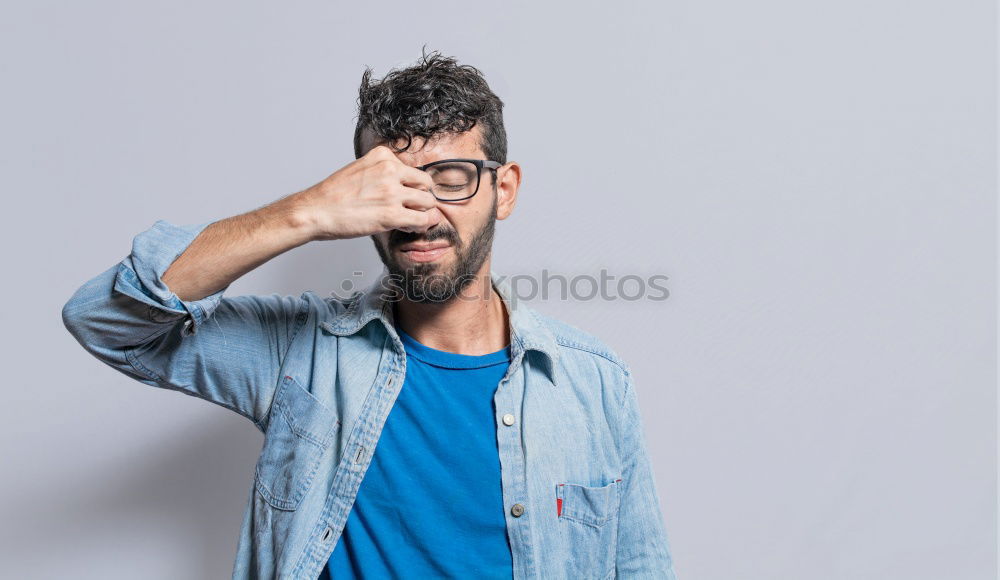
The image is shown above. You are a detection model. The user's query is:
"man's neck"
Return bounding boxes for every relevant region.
[392,266,510,355]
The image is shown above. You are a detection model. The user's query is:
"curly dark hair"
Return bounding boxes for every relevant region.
[352,46,508,184]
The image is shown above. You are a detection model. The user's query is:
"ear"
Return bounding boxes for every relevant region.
[494,162,522,220]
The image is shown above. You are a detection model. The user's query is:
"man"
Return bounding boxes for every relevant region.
[62,49,678,579]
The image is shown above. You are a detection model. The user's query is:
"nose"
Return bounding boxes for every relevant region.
[425,206,445,229]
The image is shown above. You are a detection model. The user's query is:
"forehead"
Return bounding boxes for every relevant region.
[358,124,485,166]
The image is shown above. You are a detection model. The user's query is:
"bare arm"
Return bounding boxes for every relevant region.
[163,145,441,302]
[161,196,313,302]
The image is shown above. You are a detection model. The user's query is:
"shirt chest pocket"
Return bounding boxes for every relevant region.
[556,480,622,579]
[254,375,340,511]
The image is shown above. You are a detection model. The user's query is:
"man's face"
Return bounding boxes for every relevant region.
[360,125,500,304]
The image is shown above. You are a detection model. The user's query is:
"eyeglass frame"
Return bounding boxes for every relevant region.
[414,158,504,202]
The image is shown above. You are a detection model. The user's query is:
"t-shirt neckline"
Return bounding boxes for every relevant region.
[395,324,511,370]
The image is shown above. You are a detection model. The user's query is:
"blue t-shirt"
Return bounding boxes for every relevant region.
[321,325,514,579]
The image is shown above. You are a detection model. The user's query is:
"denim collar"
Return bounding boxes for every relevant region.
[319,268,559,386]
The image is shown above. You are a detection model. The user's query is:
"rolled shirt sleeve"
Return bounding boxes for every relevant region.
[62,219,309,427]
[111,219,227,336]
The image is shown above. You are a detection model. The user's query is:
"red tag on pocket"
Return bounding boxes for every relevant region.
[556,497,563,516]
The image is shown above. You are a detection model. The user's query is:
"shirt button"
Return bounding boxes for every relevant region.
[510,503,525,517]
[502,413,516,426]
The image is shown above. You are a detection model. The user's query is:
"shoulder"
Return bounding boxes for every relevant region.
[529,308,633,381]
[528,308,638,446]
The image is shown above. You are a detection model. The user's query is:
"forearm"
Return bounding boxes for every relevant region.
[162,194,315,301]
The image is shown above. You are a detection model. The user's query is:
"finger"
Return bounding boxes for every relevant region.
[397,185,438,211]
[397,164,436,192]
[392,206,442,233]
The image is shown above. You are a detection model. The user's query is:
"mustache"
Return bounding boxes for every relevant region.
[389,227,459,249]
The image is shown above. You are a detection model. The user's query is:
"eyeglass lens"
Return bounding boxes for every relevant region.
[425,161,481,200]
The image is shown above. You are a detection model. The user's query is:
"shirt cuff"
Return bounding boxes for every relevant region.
[112,219,228,336]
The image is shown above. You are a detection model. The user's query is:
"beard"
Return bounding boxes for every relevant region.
[372,188,497,304]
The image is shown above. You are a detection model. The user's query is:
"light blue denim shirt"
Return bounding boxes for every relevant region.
[61,219,679,580]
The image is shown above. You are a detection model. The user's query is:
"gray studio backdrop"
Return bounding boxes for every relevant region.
[1,1,995,579]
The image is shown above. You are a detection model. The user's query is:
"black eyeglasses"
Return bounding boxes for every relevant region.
[415,158,503,202]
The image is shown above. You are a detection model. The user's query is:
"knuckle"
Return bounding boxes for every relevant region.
[369,145,391,159]
[380,207,403,227]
